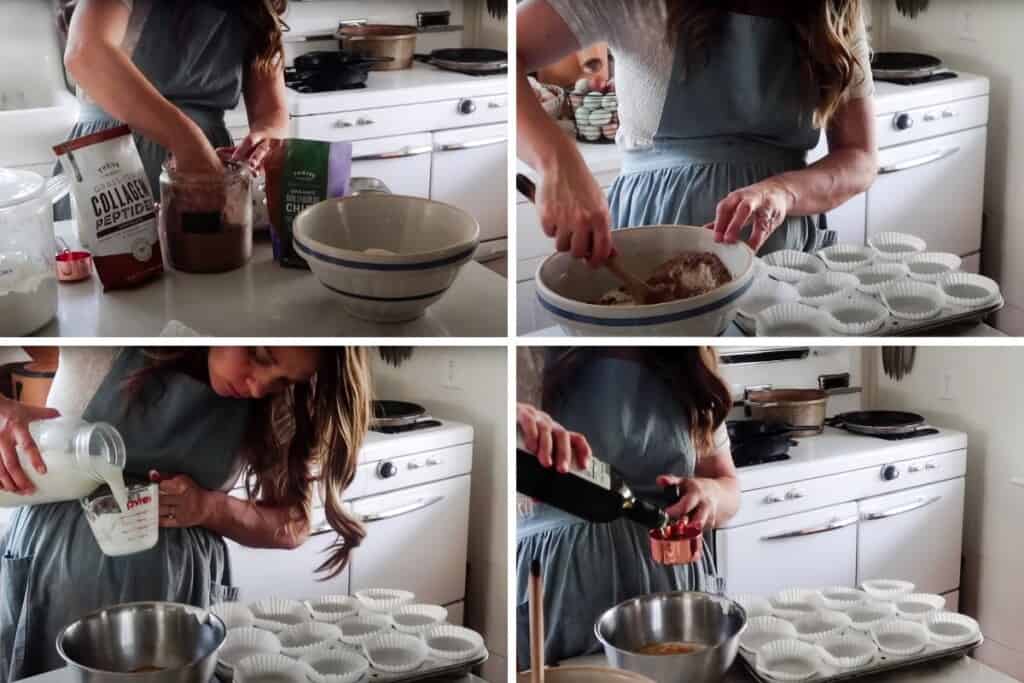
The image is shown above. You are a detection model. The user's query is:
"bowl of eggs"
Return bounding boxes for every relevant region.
[569,79,618,143]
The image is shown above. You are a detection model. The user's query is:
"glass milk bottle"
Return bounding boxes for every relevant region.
[0,417,128,509]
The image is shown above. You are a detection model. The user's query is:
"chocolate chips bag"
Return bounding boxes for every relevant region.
[264,139,353,269]
[53,126,163,291]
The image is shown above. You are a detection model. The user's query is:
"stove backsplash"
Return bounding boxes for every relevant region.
[719,347,864,421]
[286,1,463,34]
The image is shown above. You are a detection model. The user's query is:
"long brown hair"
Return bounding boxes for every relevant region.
[542,347,731,456]
[56,0,289,72]
[667,0,866,128]
[125,347,373,578]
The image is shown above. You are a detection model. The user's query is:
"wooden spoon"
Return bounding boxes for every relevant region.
[515,173,658,304]
[529,560,545,683]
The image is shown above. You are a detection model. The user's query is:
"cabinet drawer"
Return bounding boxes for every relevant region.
[292,95,507,142]
[350,133,433,199]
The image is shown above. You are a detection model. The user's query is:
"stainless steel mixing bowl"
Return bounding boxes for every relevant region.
[594,592,747,683]
[57,602,226,683]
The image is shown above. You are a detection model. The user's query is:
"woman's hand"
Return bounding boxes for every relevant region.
[0,400,60,494]
[150,470,216,528]
[231,129,276,170]
[658,475,719,531]
[710,178,798,252]
[537,150,614,267]
[517,403,591,474]
[171,131,224,177]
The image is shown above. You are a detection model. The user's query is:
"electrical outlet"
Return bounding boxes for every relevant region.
[940,371,954,401]
[442,356,461,390]
[959,9,978,42]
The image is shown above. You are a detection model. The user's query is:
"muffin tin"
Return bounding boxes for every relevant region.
[214,593,487,683]
[736,583,983,683]
[739,239,1004,336]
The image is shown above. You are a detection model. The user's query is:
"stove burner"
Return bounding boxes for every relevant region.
[876,72,959,86]
[733,452,791,468]
[834,426,940,441]
[288,82,367,93]
[372,419,443,435]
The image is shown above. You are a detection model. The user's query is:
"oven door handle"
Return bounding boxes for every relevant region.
[861,495,942,521]
[352,145,435,161]
[360,496,446,523]
[437,137,508,152]
[879,147,960,175]
[760,515,860,541]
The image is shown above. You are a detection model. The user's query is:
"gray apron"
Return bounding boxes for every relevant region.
[55,0,248,218]
[0,348,251,680]
[609,12,837,254]
[516,356,713,668]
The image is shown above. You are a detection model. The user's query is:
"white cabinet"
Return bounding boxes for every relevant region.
[226,528,351,602]
[351,133,433,199]
[857,478,965,595]
[430,123,509,244]
[349,475,471,608]
[717,502,859,596]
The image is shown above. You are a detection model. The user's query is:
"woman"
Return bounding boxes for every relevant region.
[516,347,740,667]
[537,44,611,90]
[517,0,879,267]
[0,346,371,679]
[56,0,289,206]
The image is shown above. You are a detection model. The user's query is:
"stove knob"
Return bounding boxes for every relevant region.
[458,99,477,115]
[894,113,915,131]
[881,464,901,481]
[378,462,398,479]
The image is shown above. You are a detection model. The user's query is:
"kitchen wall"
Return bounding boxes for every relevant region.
[871,1,1024,334]
[866,347,1024,679]
[285,1,464,34]
[371,348,508,683]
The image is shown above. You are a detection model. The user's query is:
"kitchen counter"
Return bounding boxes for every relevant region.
[524,320,1007,337]
[39,221,507,338]
[21,669,488,683]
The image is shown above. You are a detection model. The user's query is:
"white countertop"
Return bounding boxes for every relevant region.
[40,221,506,338]
[735,426,967,491]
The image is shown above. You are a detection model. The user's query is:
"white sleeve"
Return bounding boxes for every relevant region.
[712,423,731,453]
[845,12,875,101]
[544,0,636,50]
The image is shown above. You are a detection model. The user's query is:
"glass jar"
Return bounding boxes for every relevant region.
[0,168,68,335]
[0,417,127,507]
[158,159,253,273]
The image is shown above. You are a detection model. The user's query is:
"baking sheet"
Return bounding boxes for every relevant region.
[216,648,488,682]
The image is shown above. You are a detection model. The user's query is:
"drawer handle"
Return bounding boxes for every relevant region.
[352,145,434,161]
[438,137,508,152]
[488,102,503,109]
[880,147,960,174]
[361,496,445,523]
[861,495,941,521]
[760,515,859,541]
[357,117,375,126]
[335,120,354,128]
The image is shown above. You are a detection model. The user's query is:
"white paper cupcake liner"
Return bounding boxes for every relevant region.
[306,596,361,623]
[816,633,879,669]
[423,625,486,661]
[793,609,853,642]
[250,599,311,628]
[880,281,945,321]
[354,588,416,614]
[391,604,449,634]
[938,272,1000,308]
[925,612,981,645]
[861,579,916,602]
[219,628,283,668]
[846,602,898,632]
[763,250,826,282]
[894,594,946,621]
[212,602,256,630]
[771,589,823,611]
[868,232,927,262]
[300,649,370,683]
[854,262,911,294]
[362,632,429,673]
[821,293,891,336]
[755,639,821,681]
[740,616,799,654]
[906,252,962,282]
[817,587,869,612]
[756,303,834,337]
[817,244,875,273]
[796,272,860,307]
[737,276,800,319]
[338,614,393,646]
[278,622,344,658]
[252,618,287,633]
[733,594,775,619]
[871,619,929,656]
[235,654,309,683]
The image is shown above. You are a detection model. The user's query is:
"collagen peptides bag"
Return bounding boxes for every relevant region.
[53,126,163,290]
[264,138,353,269]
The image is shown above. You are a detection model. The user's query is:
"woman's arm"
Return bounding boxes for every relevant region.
[712,97,880,249]
[660,443,741,529]
[232,61,290,168]
[64,0,221,175]
[155,472,309,550]
[518,0,613,266]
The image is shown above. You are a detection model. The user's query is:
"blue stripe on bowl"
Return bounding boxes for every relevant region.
[538,276,753,327]
[323,283,449,303]
[296,239,476,271]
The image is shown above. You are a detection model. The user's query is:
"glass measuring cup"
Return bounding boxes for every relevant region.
[81,480,159,557]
